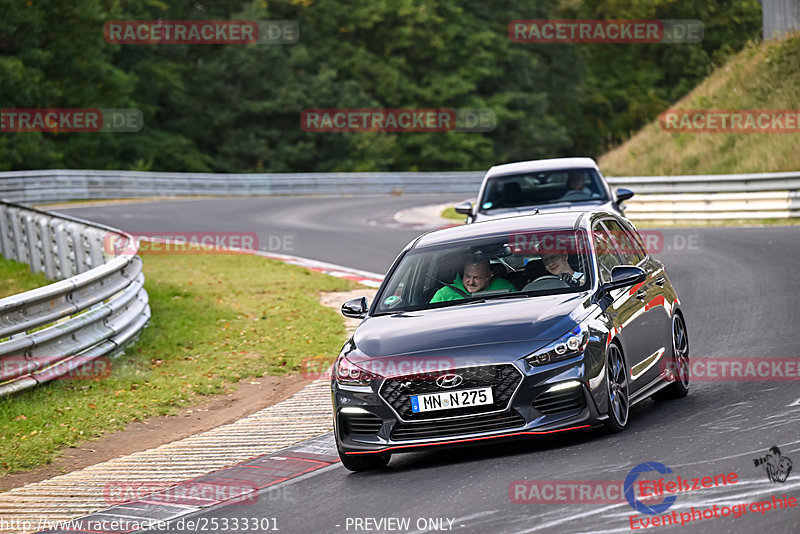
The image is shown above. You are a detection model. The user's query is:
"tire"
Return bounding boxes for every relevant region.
[653,313,690,401]
[338,449,391,472]
[603,343,629,434]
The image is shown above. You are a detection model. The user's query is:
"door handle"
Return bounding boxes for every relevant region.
[655,277,666,287]
[636,289,646,300]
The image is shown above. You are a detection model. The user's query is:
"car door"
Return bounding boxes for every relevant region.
[592,220,657,395]
[611,218,674,383]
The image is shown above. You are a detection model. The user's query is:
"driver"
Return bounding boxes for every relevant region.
[567,171,585,191]
[562,170,594,197]
[540,253,585,287]
[430,260,514,302]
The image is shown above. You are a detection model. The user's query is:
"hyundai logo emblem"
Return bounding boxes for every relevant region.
[435,373,464,389]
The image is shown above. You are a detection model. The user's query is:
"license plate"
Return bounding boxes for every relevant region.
[410,387,494,413]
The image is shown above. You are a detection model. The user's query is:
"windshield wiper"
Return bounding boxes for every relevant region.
[485,292,531,300]
[467,292,532,304]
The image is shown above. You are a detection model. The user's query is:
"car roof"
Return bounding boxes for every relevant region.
[414,210,616,248]
[485,157,599,178]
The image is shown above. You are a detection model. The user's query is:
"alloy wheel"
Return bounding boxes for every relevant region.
[672,314,690,389]
[606,344,629,427]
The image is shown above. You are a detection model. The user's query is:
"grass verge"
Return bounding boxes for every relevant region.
[440,206,466,221]
[0,256,49,299]
[0,253,357,473]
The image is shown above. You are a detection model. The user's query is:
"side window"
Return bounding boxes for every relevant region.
[602,219,646,265]
[592,224,626,282]
[418,251,461,302]
[417,255,441,303]
[619,219,650,260]
[381,255,415,307]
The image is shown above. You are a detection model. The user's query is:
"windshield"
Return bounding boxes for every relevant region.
[479,168,608,212]
[374,230,593,314]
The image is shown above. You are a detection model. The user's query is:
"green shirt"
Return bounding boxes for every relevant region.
[430,274,516,303]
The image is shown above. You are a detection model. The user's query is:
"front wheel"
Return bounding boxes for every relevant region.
[603,343,629,434]
[338,449,391,472]
[653,314,690,401]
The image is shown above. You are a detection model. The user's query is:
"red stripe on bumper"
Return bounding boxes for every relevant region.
[345,424,593,455]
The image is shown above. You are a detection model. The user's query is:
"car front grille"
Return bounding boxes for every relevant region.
[391,410,526,441]
[532,386,585,415]
[379,364,522,421]
[341,412,383,435]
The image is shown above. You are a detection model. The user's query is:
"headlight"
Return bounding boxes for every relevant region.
[334,352,381,386]
[526,324,589,366]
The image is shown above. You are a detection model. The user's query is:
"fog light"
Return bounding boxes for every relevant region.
[340,407,370,414]
[546,380,582,393]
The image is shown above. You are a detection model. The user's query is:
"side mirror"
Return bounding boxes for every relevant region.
[594,266,646,302]
[341,297,368,319]
[454,201,473,215]
[615,188,634,203]
[610,265,646,287]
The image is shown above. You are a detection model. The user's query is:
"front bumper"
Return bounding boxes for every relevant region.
[332,357,608,456]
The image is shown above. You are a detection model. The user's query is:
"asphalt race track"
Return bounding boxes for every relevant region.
[58,196,800,534]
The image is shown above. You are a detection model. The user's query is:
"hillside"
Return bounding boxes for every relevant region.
[599,32,800,176]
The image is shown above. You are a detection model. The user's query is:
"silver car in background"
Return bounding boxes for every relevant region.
[456,157,634,223]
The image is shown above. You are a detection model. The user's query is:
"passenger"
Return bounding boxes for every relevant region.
[540,253,585,287]
[430,260,515,302]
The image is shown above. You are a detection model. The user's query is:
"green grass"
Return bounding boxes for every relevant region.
[600,32,800,175]
[440,206,466,221]
[0,256,49,298]
[0,253,358,472]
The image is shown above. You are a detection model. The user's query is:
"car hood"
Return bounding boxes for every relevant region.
[350,293,594,365]
[474,200,611,221]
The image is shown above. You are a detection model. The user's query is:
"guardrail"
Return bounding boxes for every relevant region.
[0,168,798,218]
[0,200,150,396]
[610,172,800,220]
[0,169,486,201]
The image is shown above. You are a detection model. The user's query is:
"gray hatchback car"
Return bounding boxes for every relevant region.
[456,157,634,223]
